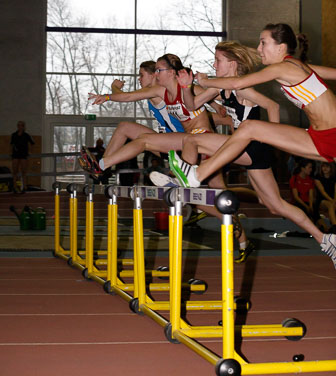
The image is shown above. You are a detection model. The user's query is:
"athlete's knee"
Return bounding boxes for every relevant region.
[238,119,255,137]
[137,133,151,150]
[115,121,133,136]
[182,133,198,147]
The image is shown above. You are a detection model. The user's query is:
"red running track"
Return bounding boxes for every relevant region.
[0,255,335,376]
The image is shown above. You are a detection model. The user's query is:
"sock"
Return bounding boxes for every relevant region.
[189,166,201,188]
[99,158,105,171]
[239,241,247,250]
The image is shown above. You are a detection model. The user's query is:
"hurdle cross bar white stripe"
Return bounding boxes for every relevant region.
[53,183,225,207]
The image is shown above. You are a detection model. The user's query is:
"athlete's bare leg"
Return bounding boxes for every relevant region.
[180,132,250,245]
[103,121,156,158]
[195,120,327,182]
[247,168,323,243]
[102,132,187,169]
[181,132,252,167]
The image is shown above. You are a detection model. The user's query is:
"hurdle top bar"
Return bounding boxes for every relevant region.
[52,182,225,207]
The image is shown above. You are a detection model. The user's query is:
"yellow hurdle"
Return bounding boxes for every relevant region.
[221,215,235,360]
[166,190,336,375]
[52,183,336,374]
[53,183,76,261]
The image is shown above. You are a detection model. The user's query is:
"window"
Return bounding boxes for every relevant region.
[46,0,226,122]
[53,125,86,180]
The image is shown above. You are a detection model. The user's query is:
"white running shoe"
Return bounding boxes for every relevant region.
[168,150,201,188]
[320,234,336,269]
[149,171,179,187]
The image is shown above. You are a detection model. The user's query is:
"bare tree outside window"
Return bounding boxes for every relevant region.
[46,0,223,118]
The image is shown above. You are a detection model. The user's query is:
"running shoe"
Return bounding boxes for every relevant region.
[79,146,103,175]
[149,171,179,187]
[320,234,336,269]
[78,156,90,171]
[184,209,208,226]
[234,241,255,264]
[168,150,200,188]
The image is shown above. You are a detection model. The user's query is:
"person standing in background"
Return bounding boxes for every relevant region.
[10,121,34,193]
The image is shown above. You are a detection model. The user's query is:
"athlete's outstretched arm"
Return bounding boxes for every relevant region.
[239,87,280,123]
[88,85,164,105]
[308,64,336,80]
[195,63,283,91]
[177,69,219,110]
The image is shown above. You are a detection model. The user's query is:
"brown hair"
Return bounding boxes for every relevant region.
[215,41,260,76]
[139,60,156,74]
[263,23,309,62]
[157,53,185,74]
[297,33,309,63]
[263,23,297,54]
[319,162,336,178]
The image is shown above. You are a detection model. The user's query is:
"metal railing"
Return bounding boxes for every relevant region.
[0,152,169,188]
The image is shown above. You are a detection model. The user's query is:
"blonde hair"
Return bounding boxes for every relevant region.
[215,41,261,76]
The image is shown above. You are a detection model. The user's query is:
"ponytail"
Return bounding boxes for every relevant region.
[297,33,309,63]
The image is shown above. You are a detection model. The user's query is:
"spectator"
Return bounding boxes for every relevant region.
[144,156,165,185]
[289,158,319,225]
[10,121,34,193]
[314,162,336,233]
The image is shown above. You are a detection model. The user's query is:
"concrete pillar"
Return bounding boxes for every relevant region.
[0,0,46,137]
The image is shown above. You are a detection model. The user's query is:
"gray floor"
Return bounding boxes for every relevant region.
[0,216,328,259]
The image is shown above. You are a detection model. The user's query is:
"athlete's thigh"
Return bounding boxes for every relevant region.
[191,133,228,155]
[127,122,156,139]
[143,132,185,152]
[194,133,252,166]
[244,120,325,161]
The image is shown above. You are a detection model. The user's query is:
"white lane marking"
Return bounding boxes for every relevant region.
[1,336,336,346]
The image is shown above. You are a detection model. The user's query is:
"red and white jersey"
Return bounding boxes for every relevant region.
[280,57,328,109]
[164,84,205,122]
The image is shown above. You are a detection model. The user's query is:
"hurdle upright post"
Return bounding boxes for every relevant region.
[170,190,183,338]
[221,213,235,360]
[54,183,61,255]
[85,189,94,275]
[72,186,78,263]
[215,190,242,375]
[133,187,147,308]
[106,187,118,286]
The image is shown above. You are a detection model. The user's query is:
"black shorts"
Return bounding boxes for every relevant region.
[244,141,273,170]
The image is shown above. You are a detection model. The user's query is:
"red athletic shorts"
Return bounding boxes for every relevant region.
[307,126,336,162]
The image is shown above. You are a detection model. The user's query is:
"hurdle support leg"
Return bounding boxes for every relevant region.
[53,183,69,260]
[132,188,169,327]
[170,198,183,338]
[83,188,107,284]
[66,185,87,271]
